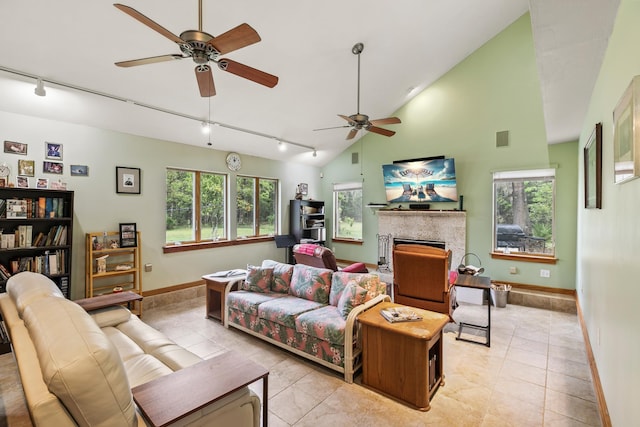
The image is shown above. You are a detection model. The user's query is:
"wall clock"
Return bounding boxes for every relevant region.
[0,163,10,179]
[226,152,242,171]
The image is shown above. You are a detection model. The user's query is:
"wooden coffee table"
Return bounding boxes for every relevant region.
[358,302,449,411]
[133,350,269,427]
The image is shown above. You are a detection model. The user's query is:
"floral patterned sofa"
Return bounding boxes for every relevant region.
[226,260,389,383]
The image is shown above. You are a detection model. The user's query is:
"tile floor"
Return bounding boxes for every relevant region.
[0,298,602,426]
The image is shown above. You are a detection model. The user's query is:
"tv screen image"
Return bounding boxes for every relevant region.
[382,158,458,203]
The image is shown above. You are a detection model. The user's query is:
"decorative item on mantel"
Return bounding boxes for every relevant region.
[457,253,484,276]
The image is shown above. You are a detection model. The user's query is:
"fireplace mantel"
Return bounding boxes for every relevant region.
[377,210,466,271]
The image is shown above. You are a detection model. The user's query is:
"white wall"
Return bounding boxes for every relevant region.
[0,111,321,299]
[577,0,640,424]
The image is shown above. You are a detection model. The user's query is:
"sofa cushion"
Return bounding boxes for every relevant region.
[23,296,137,427]
[295,305,346,345]
[289,264,333,304]
[89,305,131,328]
[337,281,368,319]
[329,272,385,306]
[7,272,64,318]
[257,296,324,329]
[261,260,294,293]
[244,265,273,293]
[227,290,284,316]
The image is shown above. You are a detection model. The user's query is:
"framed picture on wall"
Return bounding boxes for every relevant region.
[116,166,141,194]
[584,122,602,209]
[45,142,63,160]
[119,223,137,248]
[613,75,640,184]
[3,141,27,155]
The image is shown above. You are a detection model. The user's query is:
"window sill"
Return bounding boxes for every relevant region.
[490,252,557,264]
[163,236,274,254]
[332,238,363,246]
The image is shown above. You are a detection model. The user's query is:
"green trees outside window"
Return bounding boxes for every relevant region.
[236,176,277,237]
[333,182,363,240]
[493,169,555,255]
[166,169,226,244]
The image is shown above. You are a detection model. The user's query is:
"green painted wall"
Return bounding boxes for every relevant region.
[0,111,321,299]
[577,0,640,423]
[321,13,578,289]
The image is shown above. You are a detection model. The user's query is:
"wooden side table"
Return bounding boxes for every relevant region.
[74,291,143,313]
[358,302,449,411]
[454,274,492,347]
[202,271,246,326]
[133,350,269,427]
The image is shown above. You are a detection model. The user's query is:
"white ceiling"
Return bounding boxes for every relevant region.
[0,1,619,167]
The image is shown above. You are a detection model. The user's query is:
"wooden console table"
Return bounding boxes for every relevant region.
[358,302,449,411]
[74,291,143,312]
[133,350,269,427]
[202,271,246,325]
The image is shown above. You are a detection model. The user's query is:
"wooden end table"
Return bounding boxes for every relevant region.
[74,291,143,313]
[202,271,246,326]
[133,350,269,427]
[358,302,449,411]
[453,274,492,347]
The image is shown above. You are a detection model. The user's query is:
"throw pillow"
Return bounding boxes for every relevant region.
[289,264,332,304]
[244,265,273,293]
[337,281,368,319]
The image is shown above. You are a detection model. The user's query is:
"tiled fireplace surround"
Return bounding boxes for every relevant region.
[377,210,467,273]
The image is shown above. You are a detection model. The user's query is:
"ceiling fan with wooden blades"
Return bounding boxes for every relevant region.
[314,42,401,140]
[113,1,278,97]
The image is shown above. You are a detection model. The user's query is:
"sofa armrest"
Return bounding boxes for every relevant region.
[342,294,391,383]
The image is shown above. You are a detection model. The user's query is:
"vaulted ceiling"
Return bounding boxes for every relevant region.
[0,1,619,167]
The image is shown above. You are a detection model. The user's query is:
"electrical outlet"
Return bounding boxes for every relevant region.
[144,263,152,272]
[540,269,550,278]
[509,266,517,274]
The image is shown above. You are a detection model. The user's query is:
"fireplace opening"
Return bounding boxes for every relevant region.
[393,238,445,249]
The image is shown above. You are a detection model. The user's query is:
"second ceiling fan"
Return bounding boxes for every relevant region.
[315,43,401,140]
[113,1,278,97]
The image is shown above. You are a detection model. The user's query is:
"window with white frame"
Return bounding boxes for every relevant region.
[165,168,226,244]
[333,182,363,240]
[493,169,555,256]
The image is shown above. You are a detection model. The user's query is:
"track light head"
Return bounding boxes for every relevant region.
[312,149,317,157]
[278,140,287,151]
[34,78,46,97]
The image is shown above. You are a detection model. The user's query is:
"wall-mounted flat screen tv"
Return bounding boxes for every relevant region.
[382,158,458,203]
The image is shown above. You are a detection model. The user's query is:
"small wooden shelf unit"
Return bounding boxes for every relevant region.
[85,231,142,315]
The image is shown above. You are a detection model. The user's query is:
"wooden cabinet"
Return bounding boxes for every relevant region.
[289,199,326,244]
[0,188,74,297]
[85,231,142,315]
[358,302,449,411]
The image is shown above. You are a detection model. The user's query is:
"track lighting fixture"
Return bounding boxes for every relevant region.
[34,78,46,97]
[312,149,317,157]
[278,140,287,151]
[201,122,210,134]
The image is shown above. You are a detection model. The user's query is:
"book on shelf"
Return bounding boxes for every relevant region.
[380,306,423,323]
[0,263,12,280]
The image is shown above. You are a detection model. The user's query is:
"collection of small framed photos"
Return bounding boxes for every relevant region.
[2,140,89,189]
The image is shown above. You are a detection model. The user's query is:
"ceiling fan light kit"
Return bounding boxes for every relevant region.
[113,2,278,97]
[314,42,401,140]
